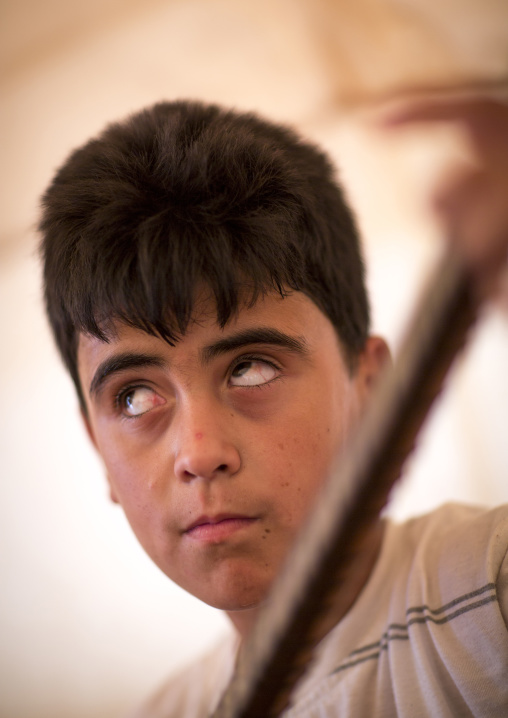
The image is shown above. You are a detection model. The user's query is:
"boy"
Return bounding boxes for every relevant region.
[39,99,508,716]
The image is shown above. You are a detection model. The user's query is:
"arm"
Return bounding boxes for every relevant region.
[381,93,508,307]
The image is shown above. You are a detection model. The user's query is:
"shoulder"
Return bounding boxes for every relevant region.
[392,502,508,584]
[398,501,508,539]
[128,629,239,718]
[397,502,508,629]
[286,504,508,717]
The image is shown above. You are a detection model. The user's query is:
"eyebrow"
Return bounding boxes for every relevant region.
[201,328,309,363]
[89,353,166,399]
[88,328,309,399]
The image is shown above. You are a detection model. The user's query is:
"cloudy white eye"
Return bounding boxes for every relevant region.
[120,386,165,417]
[230,360,278,387]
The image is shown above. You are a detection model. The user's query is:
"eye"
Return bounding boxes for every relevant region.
[230,359,279,387]
[118,386,166,417]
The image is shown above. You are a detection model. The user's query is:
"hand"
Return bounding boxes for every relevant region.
[381,93,508,308]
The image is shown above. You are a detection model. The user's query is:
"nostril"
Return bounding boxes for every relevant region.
[217,464,228,472]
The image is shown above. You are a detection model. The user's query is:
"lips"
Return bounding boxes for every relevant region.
[184,514,258,542]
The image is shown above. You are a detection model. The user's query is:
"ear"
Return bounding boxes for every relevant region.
[355,336,392,402]
[80,408,120,505]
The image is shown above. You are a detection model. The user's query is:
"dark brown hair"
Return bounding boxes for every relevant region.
[39,100,370,409]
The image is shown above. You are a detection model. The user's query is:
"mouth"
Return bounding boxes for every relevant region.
[184,514,258,543]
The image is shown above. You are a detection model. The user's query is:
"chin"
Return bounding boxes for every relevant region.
[193,568,274,613]
[200,585,269,612]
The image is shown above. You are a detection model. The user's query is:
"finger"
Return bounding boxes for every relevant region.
[379,97,505,128]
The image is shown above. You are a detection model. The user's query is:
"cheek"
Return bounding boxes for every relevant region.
[263,419,341,522]
[99,442,175,562]
[287,389,351,459]
[266,384,357,515]
[95,427,169,514]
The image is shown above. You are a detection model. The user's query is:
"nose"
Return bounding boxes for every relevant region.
[173,401,241,482]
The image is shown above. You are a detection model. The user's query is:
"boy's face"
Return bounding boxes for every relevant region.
[78,290,384,630]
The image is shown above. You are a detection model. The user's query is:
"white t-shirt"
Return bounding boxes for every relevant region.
[130,504,508,717]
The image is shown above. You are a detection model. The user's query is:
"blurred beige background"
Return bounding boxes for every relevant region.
[1,1,508,716]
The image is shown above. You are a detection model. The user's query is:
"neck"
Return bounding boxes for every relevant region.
[226,604,263,639]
